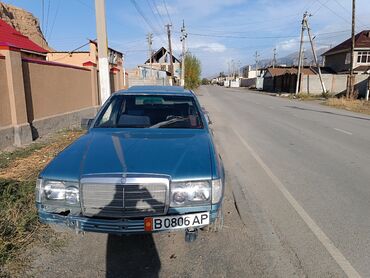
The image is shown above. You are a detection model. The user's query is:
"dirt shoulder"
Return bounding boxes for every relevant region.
[323,98,370,115]
[0,130,84,277]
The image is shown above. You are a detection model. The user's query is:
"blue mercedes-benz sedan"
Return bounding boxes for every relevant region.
[36,86,224,241]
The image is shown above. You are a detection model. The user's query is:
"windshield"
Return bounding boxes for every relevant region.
[94,94,204,129]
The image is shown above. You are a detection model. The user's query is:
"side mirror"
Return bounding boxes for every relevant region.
[81,118,94,130]
[204,114,213,125]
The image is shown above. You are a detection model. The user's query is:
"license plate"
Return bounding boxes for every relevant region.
[144,212,210,231]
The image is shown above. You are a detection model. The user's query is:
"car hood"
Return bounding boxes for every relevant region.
[41,129,213,181]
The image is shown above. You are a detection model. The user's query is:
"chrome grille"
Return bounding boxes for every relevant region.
[81,176,168,218]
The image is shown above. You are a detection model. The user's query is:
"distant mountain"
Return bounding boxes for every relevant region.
[259,47,330,68]
[207,47,331,78]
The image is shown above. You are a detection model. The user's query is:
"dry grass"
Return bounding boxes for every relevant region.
[288,92,330,101]
[0,129,84,277]
[324,98,370,115]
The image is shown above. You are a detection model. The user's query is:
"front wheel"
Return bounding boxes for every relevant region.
[202,204,224,233]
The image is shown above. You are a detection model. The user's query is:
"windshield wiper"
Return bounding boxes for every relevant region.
[149,116,188,128]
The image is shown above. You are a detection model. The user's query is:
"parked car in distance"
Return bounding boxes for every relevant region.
[36,86,224,241]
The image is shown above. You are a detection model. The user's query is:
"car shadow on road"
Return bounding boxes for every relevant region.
[286,105,370,121]
[106,234,161,278]
[101,183,163,278]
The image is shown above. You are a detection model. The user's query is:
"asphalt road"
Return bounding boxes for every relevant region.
[197,85,370,277]
[28,85,370,277]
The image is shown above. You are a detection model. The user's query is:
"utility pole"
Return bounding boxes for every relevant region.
[166,24,174,85]
[272,48,277,68]
[348,0,356,98]
[295,12,307,95]
[295,12,326,95]
[238,60,241,77]
[306,18,326,93]
[255,51,260,77]
[95,0,111,104]
[231,59,235,79]
[146,33,153,79]
[180,20,187,87]
[227,61,231,79]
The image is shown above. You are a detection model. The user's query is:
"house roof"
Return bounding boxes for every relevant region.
[265,67,316,77]
[354,65,370,72]
[322,30,370,56]
[0,18,48,54]
[89,39,123,55]
[145,46,180,64]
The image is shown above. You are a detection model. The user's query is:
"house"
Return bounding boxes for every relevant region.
[144,46,181,81]
[47,40,126,90]
[263,66,317,93]
[0,18,47,59]
[127,65,170,87]
[322,30,370,73]
[47,40,124,72]
[240,65,261,78]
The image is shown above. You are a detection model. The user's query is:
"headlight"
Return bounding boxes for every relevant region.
[211,179,223,204]
[170,181,211,207]
[65,186,79,205]
[36,179,80,206]
[44,181,66,200]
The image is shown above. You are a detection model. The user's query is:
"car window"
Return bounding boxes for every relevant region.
[94,94,204,129]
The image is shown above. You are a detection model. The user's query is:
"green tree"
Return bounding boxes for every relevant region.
[184,53,201,90]
[201,78,210,85]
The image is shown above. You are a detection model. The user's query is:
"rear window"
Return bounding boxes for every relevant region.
[94,94,204,129]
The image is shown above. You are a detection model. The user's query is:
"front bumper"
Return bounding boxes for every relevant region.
[37,204,221,234]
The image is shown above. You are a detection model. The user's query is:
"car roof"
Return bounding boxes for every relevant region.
[116,86,194,96]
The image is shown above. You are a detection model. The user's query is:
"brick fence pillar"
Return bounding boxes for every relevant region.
[111,67,120,91]
[0,46,32,146]
[83,61,100,106]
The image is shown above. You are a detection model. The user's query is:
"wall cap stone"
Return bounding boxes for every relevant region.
[110,67,120,72]
[23,58,91,71]
[83,61,97,67]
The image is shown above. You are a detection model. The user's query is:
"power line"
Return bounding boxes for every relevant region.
[152,0,166,26]
[130,0,169,55]
[316,0,369,31]
[47,0,61,41]
[332,0,368,28]
[311,0,330,15]
[194,12,305,30]
[162,0,172,25]
[41,0,44,34]
[301,0,319,14]
[332,0,349,12]
[183,32,299,39]
[316,0,351,24]
[130,0,162,36]
[44,0,51,38]
[48,41,92,62]
[146,0,163,29]
[75,0,94,11]
[180,29,351,41]
[147,0,165,28]
[184,32,297,39]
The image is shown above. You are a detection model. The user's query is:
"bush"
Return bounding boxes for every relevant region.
[185,53,201,90]
[201,78,210,85]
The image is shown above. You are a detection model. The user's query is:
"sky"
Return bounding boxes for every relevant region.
[3,0,370,77]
